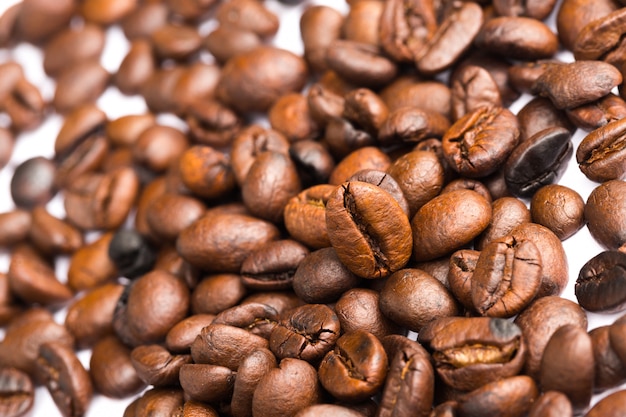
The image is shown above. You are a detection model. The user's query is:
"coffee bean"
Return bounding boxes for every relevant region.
[516,97,575,142]
[108,229,156,279]
[493,0,558,20]
[283,184,335,250]
[475,17,558,60]
[589,325,626,391]
[230,348,277,417]
[10,156,56,208]
[585,390,626,417]
[576,250,626,312]
[527,391,573,417]
[576,117,626,182]
[585,179,626,250]
[456,376,538,417]
[165,314,216,353]
[0,210,31,248]
[131,344,192,387]
[566,93,626,131]
[475,197,531,250]
[325,40,397,88]
[335,288,399,339]
[212,303,279,340]
[191,274,246,315]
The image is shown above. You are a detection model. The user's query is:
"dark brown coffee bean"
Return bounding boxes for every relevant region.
[493,0,558,20]
[342,1,383,46]
[165,0,217,21]
[29,207,83,255]
[293,247,360,304]
[448,249,480,310]
[191,324,269,371]
[411,189,491,261]
[475,17,558,60]
[269,304,340,362]
[15,0,74,44]
[141,66,187,114]
[268,93,319,143]
[527,391,573,417]
[150,23,201,61]
[417,2,484,75]
[530,184,585,240]
[427,317,526,392]
[585,180,626,250]
[106,113,155,147]
[131,344,192,387]
[441,178,493,204]
[573,8,626,65]
[36,342,92,417]
[296,405,366,417]
[577,117,626,182]
[172,62,221,113]
[328,145,391,184]
[89,335,145,399]
[326,181,412,279]
[335,288,399,339]
[177,211,280,272]
[242,151,302,223]
[504,127,573,198]
[378,107,450,147]
[120,3,168,40]
[3,78,45,132]
[108,228,156,280]
[516,97,575,143]
[325,40,397,88]
[566,93,626,131]
[450,65,502,121]
[576,251,626,313]
[67,232,117,291]
[8,244,73,306]
[239,239,308,291]
[283,184,334,250]
[204,26,261,64]
[53,60,110,114]
[115,39,156,96]
[231,348,277,417]
[177,145,236,200]
[589,326,626,391]
[191,274,246,315]
[380,77,452,118]
[217,46,307,113]
[540,324,594,412]
[10,156,56,208]
[609,314,626,367]
[133,125,188,173]
[585,390,626,417]
[319,330,388,402]
[0,210,31,248]
[165,314,216,353]
[289,140,335,187]
[251,358,322,417]
[514,296,588,380]
[145,193,206,242]
[113,271,190,347]
[212,303,280,340]
[443,106,520,178]
[215,0,278,37]
[532,60,622,109]
[300,5,344,73]
[456,376,538,417]
[64,283,124,349]
[0,367,34,417]
[380,268,459,332]
[556,0,619,51]
[347,169,410,217]
[43,23,105,77]
[129,387,184,417]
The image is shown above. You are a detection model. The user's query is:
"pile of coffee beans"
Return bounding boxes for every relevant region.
[0,0,626,416]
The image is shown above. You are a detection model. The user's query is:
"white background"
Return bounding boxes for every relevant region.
[0,0,624,415]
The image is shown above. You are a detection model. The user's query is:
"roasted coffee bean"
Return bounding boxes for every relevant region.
[10,156,56,208]
[450,65,502,121]
[28,207,83,255]
[296,405,366,417]
[471,236,542,317]
[53,60,110,114]
[527,391,573,417]
[443,106,519,178]
[441,178,492,204]
[178,145,237,200]
[329,147,391,185]
[36,342,92,417]
[379,77,451,117]
[191,324,269,371]
[325,40,397,88]
[14,0,74,44]
[347,169,410,217]
[89,335,146,399]
[191,274,246,315]
[474,17,558,60]
[283,184,334,249]
[456,376,538,417]
[185,98,242,148]
[448,249,480,310]
[585,180,626,250]
[343,89,388,136]
[242,151,302,224]
[0,210,31,248]
[269,304,340,362]
[108,229,156,279]
[324,117,376,160]
[164,0,217,21]
[577,117,626,182]
[177,211,280,272]
[230,348,277,417]
[504,127,573,197]
[585,390,626,417]
[609,314,626,367]
[576,251,626,313]
[426,317,526,392]
[0,367,34,417]
[212,303,280,340]
[293,247,360,304]
[131,344,192,387]
[319,330,388,403]
[334,288,399,339]
[325,180,412,278]
[566,93,626,131]
[342,1,383,46]
[150,23,201,61]
[269,93,319,143]
[113,271,190,347]
[416,2,484,75]
[0,127,14,169]
[411,189,491,261]
[378,107,450,147]
[43,24,105,77]
[556,0,619,52]
[172,62,221,113]
[64,283,125,349]
[514,296,588,380]
[126,387,184,417]
[299,6,343,73]
[493,0,558,20]
[215,0,278,37]
[8,244,73,306]
[165,314,216,353]
[573,7,626,65]
[217,46,307,113]
[516,97,575,142]
[532,60,622,109]
[79,0,136,25]
[289,140,335,187]
[379,268,459,332]
[106,113,155,147]
[589,326,626,391]
[251,358,322,417]
[205,26,260,64]
[120,2,168,40]
[145,194,206,242]
[133,125,188,173]
[530,184,585,240]
[67,232,117,291]
[115,39,156,96]
[540,324,594,412]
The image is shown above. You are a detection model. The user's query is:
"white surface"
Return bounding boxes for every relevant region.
[0,0,624,415]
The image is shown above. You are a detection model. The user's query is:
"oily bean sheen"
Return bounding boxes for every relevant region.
[325,40,398,88]
[576,251,626,313]
[585,180,626,250]
[566,93,626,131]
[589,326,626,391]
[442,106,520,178]
[527,391,573,417]
[411,189,491,261]
[325,181,412,279]
[493,0,558,20]
[471,236,542,318]
[556,0,618,51]
[475,197,531,250]
[456,376,539,417]
[576,117,626,182]
[573,8,626,64]
[585,390,626,417]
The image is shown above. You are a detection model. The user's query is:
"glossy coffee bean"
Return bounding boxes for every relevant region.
[589,326,626,391]
[108,229,156,279]
[334,288,399,340]
[585,390,626,417]
[576,251,626,313]
[191,274,246,315]
[527,391,573,417]
[165,314,216,353]
[10,157,56,208]
[456,376,538,417]
[29,207,83,256]
[585,180,626,250]
[475,197,531,250]
[530,184,585,240]
[231,348,277,417]
[131,344,192,387]
[300,6,343,73]
[0,367,34,417]
[90,335,145,399]
[577,117,626,182]
[67,232,117,291]
[283,184,334,250]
